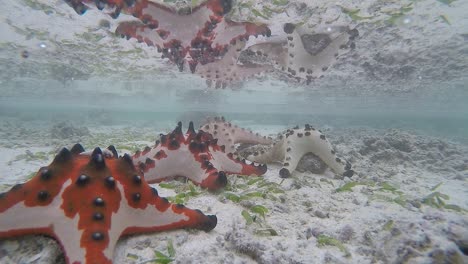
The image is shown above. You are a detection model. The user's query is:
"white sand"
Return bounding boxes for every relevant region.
[0,121,467,264]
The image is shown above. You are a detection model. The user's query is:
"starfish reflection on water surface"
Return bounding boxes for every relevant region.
[64,0,271,72]
[246,23,359,84]
[0,144,216,264]
[63,0,360,88]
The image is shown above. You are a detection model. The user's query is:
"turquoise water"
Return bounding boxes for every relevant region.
[1,80,467,143]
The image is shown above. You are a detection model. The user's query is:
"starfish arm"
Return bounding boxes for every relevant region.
[199,60,272,89]
[212,20,271,46]
[200,117,273,153]
[106,181,216,260]
[210,149,267,176]
[247,139,285,165]
[0,181,85,264]
[246,40,288,67]
[194,41,272,89]
[134,146,205,183]
[116,21,165,48]
[231,126,273,146]
[119,203,217,235]
[281,129,347,176]
[280,23,357,83]
[128,0,213,47]
[0,183,55,238]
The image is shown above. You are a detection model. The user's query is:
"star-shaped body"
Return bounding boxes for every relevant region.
[246,125,354,178]
[199,116,273,153]
[247,23,359,85]
[0,144,216,264]
[132,121,267,190]
[64,0,271,72]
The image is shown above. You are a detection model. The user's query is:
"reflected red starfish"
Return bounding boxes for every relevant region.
[64,0,271,72]
[132,121,267,190]
[193,41,273,88]
[0,144,216,264]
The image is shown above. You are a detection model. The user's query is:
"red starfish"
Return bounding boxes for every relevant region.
[0,144,216,264]
[133,121,267,190]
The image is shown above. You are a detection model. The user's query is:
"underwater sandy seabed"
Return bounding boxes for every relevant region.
[0,116,466,264]
[1,0,468,262]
